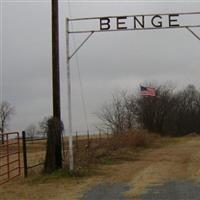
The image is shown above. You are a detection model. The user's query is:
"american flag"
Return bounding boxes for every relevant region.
[140,85,156,96]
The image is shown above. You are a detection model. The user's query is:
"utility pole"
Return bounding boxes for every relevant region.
[52,0,61,120]
[44,0,62,171]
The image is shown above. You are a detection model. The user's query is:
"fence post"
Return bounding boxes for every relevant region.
[87,130,90,149]
[22,131,28,178]
[1,134,4,144]
[99,130,101,142]
[6,134,10,180]
[17,132,21,176]
[75,131,78,151]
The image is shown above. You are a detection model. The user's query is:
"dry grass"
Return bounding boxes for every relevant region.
[3,130,158,173]
[109,130,160,148]
[0,130,160,200]
[72,130,160,173]
[0,172,102,200]
[3,131,200,200]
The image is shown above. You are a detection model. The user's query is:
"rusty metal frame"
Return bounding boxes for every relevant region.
[0,132,21,185]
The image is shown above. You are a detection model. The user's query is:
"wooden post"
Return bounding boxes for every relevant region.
[1,134,4,144]
[99,130,101,143]
[52,0,61,120]
[86,130,90,166]
[6,134,10,179]
[48,0,62,171]
[22,131,28,178]
[75,131,78,151]
[87,130,90,149]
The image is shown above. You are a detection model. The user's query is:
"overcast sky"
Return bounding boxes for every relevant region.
[1,0,200,134]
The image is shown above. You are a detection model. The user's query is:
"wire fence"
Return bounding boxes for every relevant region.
[21,130,114,176]
[72,131,112,170]
[1,129,157,181]
[21,131,47,176]
[21,129,155,177]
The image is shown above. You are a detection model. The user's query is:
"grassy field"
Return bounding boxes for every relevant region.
[1,132,200,200]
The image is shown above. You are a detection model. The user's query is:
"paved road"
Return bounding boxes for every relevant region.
[141,181,200,200]
[81,182,129,200]
[81,181,200,200]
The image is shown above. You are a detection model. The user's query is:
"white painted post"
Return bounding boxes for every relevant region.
[66,18,74,171]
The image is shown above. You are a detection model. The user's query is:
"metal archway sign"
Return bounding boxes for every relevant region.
[65,11,200,171]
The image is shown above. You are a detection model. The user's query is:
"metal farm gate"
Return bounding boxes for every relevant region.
[0,132,21,185]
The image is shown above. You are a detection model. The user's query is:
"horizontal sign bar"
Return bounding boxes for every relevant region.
[68,25,200,34]
[67,12,200,34]
[69,11,200,21]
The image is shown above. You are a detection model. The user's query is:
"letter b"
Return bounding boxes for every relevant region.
[100,18,110,30]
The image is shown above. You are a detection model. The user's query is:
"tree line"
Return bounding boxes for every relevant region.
[97,83,200,136]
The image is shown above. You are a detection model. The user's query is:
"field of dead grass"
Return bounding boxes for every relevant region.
[1,132,200,200]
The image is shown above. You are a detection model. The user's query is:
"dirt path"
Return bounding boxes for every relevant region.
[82,136,200,199]
[1,136,200,200]
[125,136,200,199]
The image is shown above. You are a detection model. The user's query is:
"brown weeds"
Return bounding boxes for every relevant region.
[73,130,160,172]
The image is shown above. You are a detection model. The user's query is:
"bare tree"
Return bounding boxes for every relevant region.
[38,116,50,138]
[25,124,38,141]
[96,91,137,133]
[97,93,126,133]
[0,101,15,143]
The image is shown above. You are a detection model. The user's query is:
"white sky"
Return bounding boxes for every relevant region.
[1,0,200,135]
